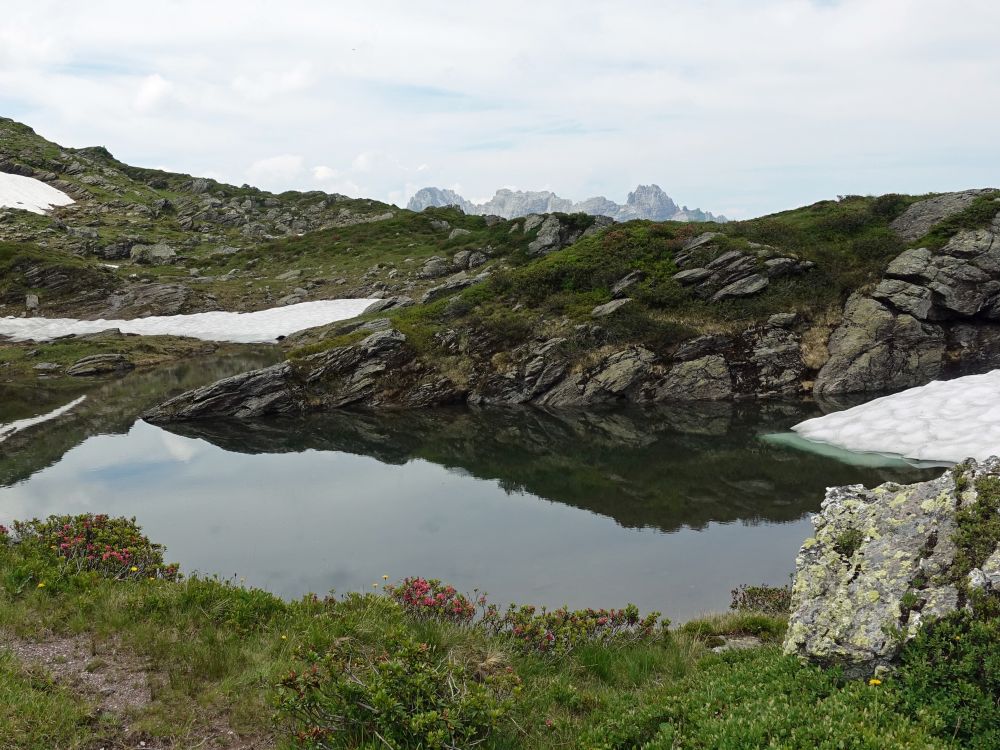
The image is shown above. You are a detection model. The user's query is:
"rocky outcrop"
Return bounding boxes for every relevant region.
[815,202,1000,394]
[889,189,996,242]
[148,308,814,419]
[784,457,1000,678]
[525,214,613,255]
[144,330,465,422]
[65,353,135,377]
[671,233,814,303]
[407,184,727,223]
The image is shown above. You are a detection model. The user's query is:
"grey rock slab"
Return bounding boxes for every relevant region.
[711,273,769,301]
[653,355,733,401]
[591,298,633,317]
[611,270,645,298]
[130,243,178,264]
[362,296,415,314]
[66,353,135,377]
[681,231,722,252]
[673,268,712,285]
[890,189,996,242]
[814,294,944,395]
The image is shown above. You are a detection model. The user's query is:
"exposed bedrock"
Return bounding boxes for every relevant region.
[146,315,807,420]
[815,207,1000,395]
[144,329,465,422]
[784,457,1000,678]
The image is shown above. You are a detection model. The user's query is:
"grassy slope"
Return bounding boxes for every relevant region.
[290,191,1000,371]
[0,532,955,750]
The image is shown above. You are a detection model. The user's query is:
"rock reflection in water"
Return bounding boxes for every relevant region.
[159,401,939,535]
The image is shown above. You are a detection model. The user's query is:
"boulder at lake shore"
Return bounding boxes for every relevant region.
[784,457,1000,678]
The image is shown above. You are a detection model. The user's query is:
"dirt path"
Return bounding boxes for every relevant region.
[2,632,273,749]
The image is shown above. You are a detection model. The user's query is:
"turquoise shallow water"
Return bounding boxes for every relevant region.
[0,366,939,620]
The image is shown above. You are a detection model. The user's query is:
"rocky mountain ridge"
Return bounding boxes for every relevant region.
[408,184,726,223]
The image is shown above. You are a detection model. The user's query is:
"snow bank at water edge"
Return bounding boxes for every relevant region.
[0,172,74,214]
[0,396,87,443]
[792,370,1000,464]
[0,299,378,344]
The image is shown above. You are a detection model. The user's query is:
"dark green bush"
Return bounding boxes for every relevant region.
[730,582,792,615]
[896,611,1000,748]
[277,634,519,748]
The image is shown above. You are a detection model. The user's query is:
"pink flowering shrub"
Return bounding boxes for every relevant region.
[11,514,179,582]
[384,577,668,656]
[384,577,476,623]
[481,602,666,655]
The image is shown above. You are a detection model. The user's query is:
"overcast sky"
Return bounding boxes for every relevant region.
[1,1,997,219]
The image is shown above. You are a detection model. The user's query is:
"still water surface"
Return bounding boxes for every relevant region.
[0,361,939,621]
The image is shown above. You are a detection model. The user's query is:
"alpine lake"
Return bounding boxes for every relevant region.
[0,352,940,622]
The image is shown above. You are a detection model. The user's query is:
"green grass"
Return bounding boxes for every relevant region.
[914,192,1000,250]
[0,332,238,381]
[0,515,989,749]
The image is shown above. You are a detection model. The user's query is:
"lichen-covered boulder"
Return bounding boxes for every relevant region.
[784,457,1000,678]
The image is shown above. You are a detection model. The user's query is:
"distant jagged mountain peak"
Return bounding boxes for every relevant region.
[407,183,726,223]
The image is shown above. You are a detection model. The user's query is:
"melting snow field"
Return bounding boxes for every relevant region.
[0,299,378,344]
[0,172,75,214]
[793,371,1000,464]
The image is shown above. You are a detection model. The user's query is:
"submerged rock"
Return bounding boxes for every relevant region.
[784,457,1000,678]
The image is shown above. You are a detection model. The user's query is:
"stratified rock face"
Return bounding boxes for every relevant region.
[815,205,1000,394]
[144,362,301,421]
[406,184,726,223]
[784,457,1000,678]
[814,294,945,395]
[144,330,465,422]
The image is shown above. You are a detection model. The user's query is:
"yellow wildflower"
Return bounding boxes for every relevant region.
[130,566,139,572]
[868,678,882,686]
[37,582,45,588]
[280,634,288,640]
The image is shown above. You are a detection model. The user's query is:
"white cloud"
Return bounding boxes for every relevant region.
[133,74,174,113]
[1,0,998,218]
[245,154,304,186]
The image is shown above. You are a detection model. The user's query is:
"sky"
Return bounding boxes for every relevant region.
[1,1,998,219]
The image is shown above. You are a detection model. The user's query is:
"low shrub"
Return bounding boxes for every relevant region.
[10,514,179,582]
[481,602,666,656]
[730,582,792,615]
[896,610,1000,749]
[384,576,477,624]
[277,634,520,749]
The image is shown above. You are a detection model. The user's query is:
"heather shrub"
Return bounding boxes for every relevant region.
[277,634,520,749]
[10,514,179,582]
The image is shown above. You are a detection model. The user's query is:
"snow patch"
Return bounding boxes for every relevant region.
[0,396,87,443]
[0,172,74,214]
[0,299,378,344]
[792,371,1000,464]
